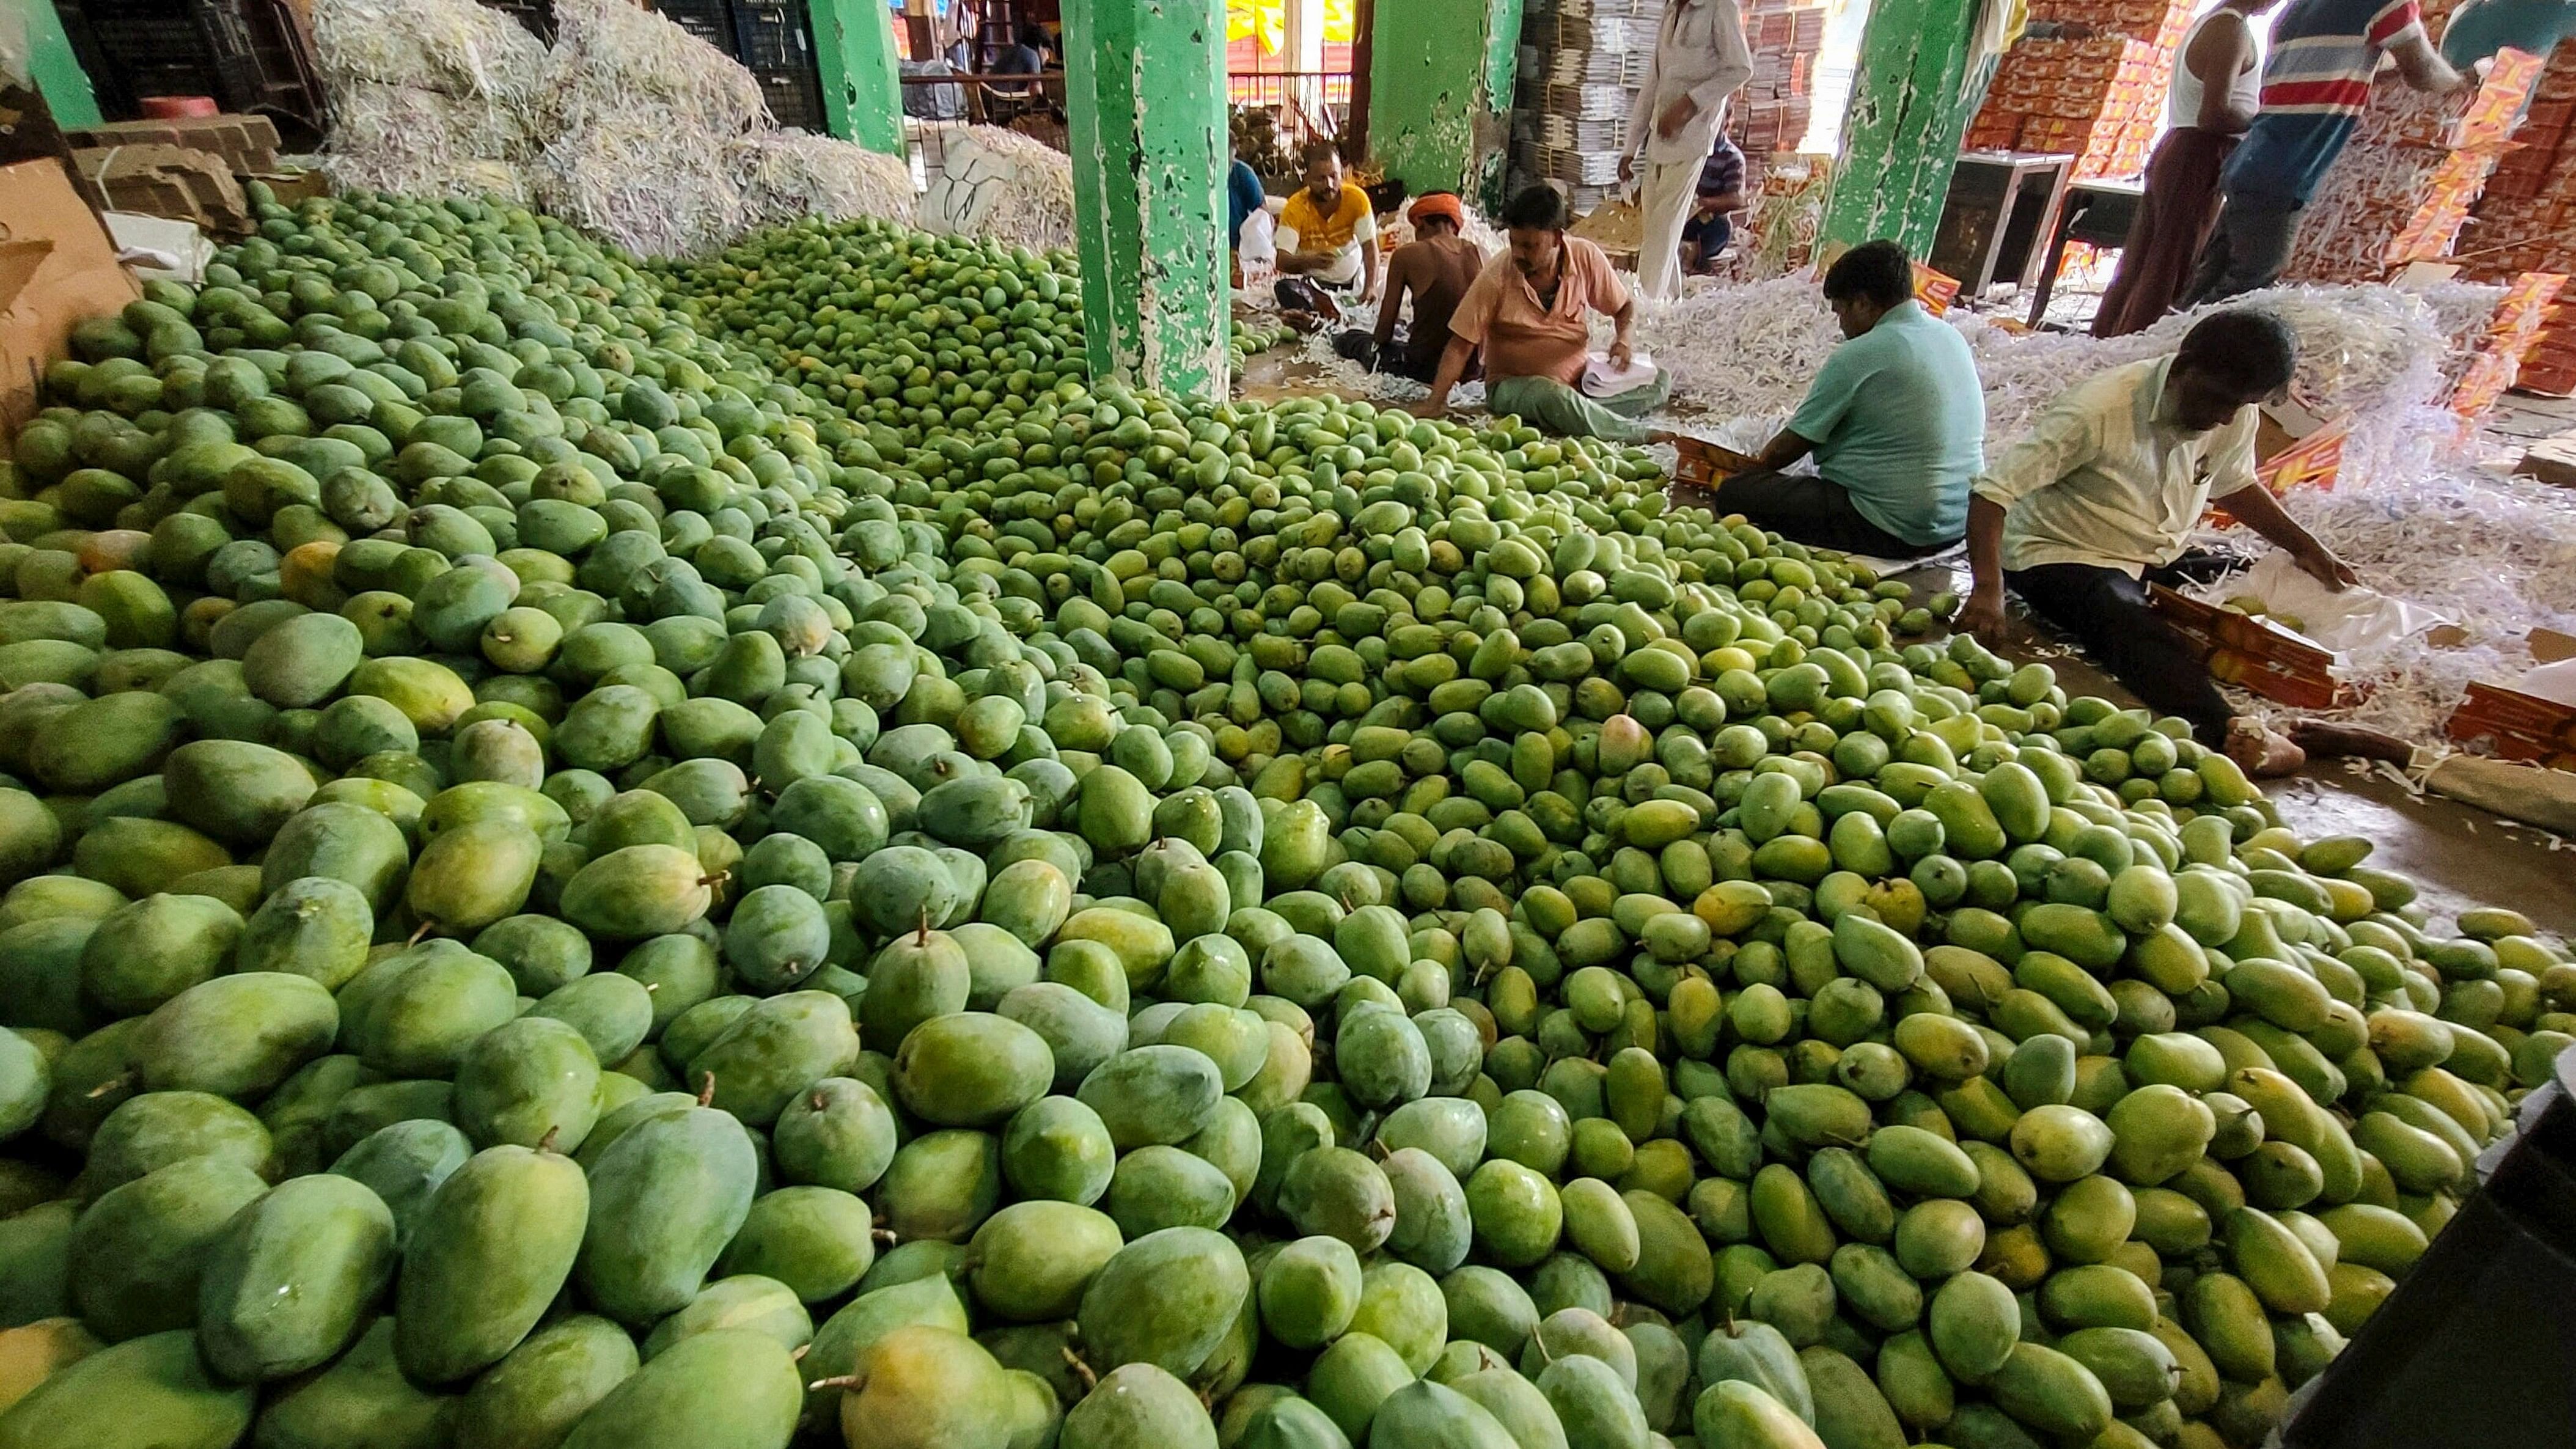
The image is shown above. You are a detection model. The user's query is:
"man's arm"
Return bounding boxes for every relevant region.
[1359,235,1382,305]
[2192,13,2259,133]
[1607,292,1639,370]
[1958,496,2013,637]
[1409,334,1478,417]
[1373,254,1413,350]
[1956,399,2108,638]
[2212,481,2358,588]
[1750,428,1818,469]
[2389,27,2468,93]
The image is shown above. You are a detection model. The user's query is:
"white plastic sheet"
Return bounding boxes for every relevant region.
[2223,549,2456,659]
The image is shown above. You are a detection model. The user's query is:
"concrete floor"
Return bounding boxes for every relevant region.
[1232,343,2576,939]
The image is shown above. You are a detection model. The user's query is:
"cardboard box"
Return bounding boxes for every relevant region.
[63,116,283,176]
[2148,585,2360,710]
[71,145,252,236]
[1,160,144,432]
[2445,680,2576,766]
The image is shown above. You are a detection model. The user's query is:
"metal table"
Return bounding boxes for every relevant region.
[1929,150,2075,299]
[2024,175,2147,328]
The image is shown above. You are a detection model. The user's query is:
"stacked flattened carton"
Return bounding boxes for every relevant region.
[1510,0,1826,215]
[2463,39,2576,281]
[1965,0,2191,178]
[59,114,296,237]
[2287,4,2543,284]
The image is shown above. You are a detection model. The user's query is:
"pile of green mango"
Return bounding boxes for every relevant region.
[653,216,1087,449]
[0,180,2567,1449]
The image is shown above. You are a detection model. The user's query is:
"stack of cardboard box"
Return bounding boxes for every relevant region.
[57,113,318,235]
[1965,0,2192,178]
[2287,42,2543,284]
[2463,40,2576,281]
[1727,0,1826,160]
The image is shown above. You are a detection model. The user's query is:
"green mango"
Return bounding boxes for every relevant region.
[197,1173,395,1381]
[0,1329,253,1449]
[578,1106,756,1324]
[251,1315,456,1449]
[67,1154,269,1340]
[131,972,337,1100]
[235,877,375,990]
[558,1329,802,1449]
[686,991,858,1128]
[638,1275,811,1360]
[773,1077,898,1195]
[394,1144,589,1384]
[78,892,242,1019]
[328,1118,470,1249]
[452,1313,639,1449]
[1535,1354,1646,1449]
[719,1186,876,1304]
[1076,1226,1250,1381]
[834,1328,1015,1449]
[455,1014,602,1153]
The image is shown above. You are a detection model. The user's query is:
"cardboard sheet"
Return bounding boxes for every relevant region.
[0,159,141,431]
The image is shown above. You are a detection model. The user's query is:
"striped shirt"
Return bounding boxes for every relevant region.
[2223,0,2424,204]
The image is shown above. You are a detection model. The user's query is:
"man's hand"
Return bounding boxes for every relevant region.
[1407,397,1445,420]
[1608,339,1635,372]
[2295,546,2359,591]
[1956,586,2011,640]
[1657,97,1696,140]
[1618,154,1636,185]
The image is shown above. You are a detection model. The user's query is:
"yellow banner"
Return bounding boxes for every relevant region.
[1225,0,1356,54]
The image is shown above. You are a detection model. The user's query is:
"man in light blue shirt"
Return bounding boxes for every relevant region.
[1714,240,1987,557]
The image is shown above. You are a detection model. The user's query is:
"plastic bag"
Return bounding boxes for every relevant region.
[1238,209,1277,277]
[2224,549,2454,656]
[2514,657,2576,707]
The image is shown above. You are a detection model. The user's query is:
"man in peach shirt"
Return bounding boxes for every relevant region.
[1410,186,1671,443]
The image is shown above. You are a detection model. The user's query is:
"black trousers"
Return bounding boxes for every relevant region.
[1715,468,1953,559]
[2005,548,2242,745]
[1332,329,1442,383]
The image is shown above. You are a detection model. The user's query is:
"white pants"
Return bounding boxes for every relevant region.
[1635,154,1700,303]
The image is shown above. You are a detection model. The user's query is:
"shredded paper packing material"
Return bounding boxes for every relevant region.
[311,0,548,106]
[543,0,770,139]
[535,119,750,262]
[736,132,920,230]
[919,127,1077,254]
[311,0,546,200]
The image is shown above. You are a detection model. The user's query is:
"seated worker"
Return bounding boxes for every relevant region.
[1717,239,1985,557]
[1412,185,1671,444]
[1958,307,2356,777]
[1227,151,1266,288]
[1332,192,1488,383]
[1679,136,1750,276]
[1274,145,1379,321]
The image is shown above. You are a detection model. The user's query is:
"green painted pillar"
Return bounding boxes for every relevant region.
[807,0,904,155]
[1368,0,1524,199]
[1820,0,1985,258]
[1063,0,1229,396]
[28,1,103,130]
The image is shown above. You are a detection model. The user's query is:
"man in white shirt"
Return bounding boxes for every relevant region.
[1619,0,1754,303]
[1958,309,2357,777]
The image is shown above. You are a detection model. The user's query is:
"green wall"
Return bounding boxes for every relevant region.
[807,0,904,154]
[1367,0,1522,199]
[1820,0,1984,257]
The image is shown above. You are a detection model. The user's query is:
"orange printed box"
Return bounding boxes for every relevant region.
[2148,588,2358,710]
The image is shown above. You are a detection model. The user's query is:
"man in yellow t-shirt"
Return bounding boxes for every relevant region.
[1273,145,1379,320]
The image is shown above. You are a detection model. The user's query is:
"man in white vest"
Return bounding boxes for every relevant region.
[1619,0,1754,303]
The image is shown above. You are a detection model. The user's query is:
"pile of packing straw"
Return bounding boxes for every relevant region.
[310,0,917,256]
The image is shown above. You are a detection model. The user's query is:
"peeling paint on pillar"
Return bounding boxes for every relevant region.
[1368,0,1524,198]
[1821,0,1983,257]
[1065,0,1230,395]
[807,0,906,155]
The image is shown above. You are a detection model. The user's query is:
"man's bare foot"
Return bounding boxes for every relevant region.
[2286,719,2412,765]
[2226,720,2307,778]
